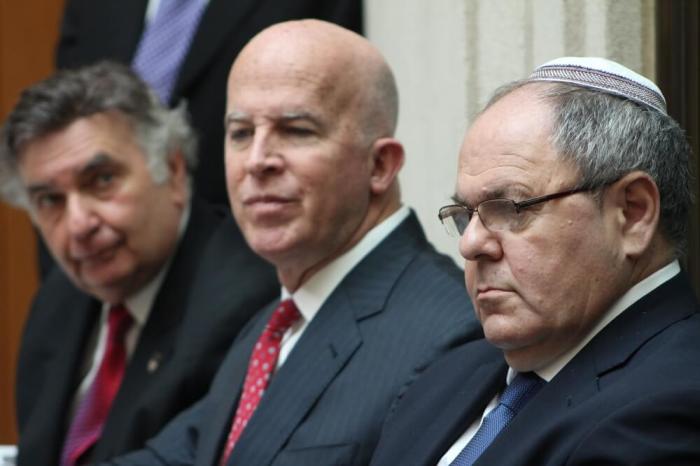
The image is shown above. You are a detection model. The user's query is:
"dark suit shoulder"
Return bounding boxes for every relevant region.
[93,203,277,461]
[15,268,100,465]
[360,213,481,345]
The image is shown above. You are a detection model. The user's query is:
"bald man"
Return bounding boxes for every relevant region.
[101,19,479,466]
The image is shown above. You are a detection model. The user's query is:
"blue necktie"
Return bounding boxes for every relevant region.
[132,0,207,104]
[450,372,545,466]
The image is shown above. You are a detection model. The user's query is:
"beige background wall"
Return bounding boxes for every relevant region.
[366,0,656,263]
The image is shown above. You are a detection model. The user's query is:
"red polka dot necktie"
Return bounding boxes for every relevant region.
[219,300,301,465]
[60,304,133,466]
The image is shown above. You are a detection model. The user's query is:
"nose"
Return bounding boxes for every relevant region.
[66,193,99,240]
[244,131,284,177]
[459,213,503,262]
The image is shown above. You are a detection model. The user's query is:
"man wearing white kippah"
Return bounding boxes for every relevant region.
[370,56,700,466]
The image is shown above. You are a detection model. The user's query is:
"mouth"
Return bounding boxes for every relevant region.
[242,194,298,218]
[474,286,512,299]
[70,242,121,266]
[243,194,295,205]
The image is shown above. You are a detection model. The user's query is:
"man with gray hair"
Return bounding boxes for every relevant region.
[370,57,700,465]
[0,61,277,466]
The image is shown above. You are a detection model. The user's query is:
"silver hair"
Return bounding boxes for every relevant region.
[486,80,694,257]
[0,61,197,208]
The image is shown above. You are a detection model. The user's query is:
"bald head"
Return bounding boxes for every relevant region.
[224,20,405,290]
[229,19,398,139]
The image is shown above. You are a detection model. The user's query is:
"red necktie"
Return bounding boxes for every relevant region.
[60,304,133,466]
[219,300,301,465]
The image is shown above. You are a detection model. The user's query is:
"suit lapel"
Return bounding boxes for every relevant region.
[409,357,506,466]
[18,294,98,466]
[172,0,258,101]
[115,0,149,61]
[194,301,277,466]
[587,273,697,377]
[96,0,149,62]
[227,212,429,464]
[230,294,363,465]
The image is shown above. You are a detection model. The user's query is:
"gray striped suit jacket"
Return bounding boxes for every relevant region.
[103,211,481,466]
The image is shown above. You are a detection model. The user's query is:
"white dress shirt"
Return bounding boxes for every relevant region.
[274,206,411,370]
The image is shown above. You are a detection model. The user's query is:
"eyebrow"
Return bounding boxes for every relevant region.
[26,183,53,198]
[25,152,117,196]
[224,111,249,127]
[452,185,531,206]
[81,153,116,173]
[279,111,318,122]
[224,111,323,127]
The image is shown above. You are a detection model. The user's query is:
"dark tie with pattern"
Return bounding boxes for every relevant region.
[450,372,545,466]
[60,305,133,466]
[219,299,301,465]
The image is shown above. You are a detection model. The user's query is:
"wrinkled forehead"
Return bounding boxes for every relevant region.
[227,63,358,128]
[229,68,334,103]
[456,90,577,201]
[227,28,360,109]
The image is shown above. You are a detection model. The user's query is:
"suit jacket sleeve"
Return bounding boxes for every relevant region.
[98,398,205,466]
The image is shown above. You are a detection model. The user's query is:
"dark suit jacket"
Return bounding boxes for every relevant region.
[370,273,700,466]
[15,200,279,466]
[55,0,363,207]
[102,212,482,466]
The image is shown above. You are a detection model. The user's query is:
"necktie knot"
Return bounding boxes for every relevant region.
[266,299,301,336]
[449,372,545,466]
[108,304,133,340]
[499,372,545,413]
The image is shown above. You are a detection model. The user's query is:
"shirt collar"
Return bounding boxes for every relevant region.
[528,260,681,382]
[281,206,411,323]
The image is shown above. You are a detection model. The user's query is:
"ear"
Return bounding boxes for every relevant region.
[369,137,404,195]
[167,150,188,206]
[605,171,660,259]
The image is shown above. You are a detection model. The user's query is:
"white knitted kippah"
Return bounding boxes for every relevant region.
[528,56,667,114]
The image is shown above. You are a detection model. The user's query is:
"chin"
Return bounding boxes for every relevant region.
[482,323,532,352]
[247,229,299,255]
[245,240,286,263]
[79,268,134,300]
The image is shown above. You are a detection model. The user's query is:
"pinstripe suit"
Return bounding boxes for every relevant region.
[102,211,482,466]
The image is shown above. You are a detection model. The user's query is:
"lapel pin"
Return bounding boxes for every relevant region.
[147,352,163,373]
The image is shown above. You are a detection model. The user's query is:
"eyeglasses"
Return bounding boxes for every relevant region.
[438,187,591,236]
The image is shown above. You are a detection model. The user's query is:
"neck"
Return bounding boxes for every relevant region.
[277,196,400,292]
[627,235,676,290]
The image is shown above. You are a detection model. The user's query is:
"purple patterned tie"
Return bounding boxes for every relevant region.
[131,0,207,104]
